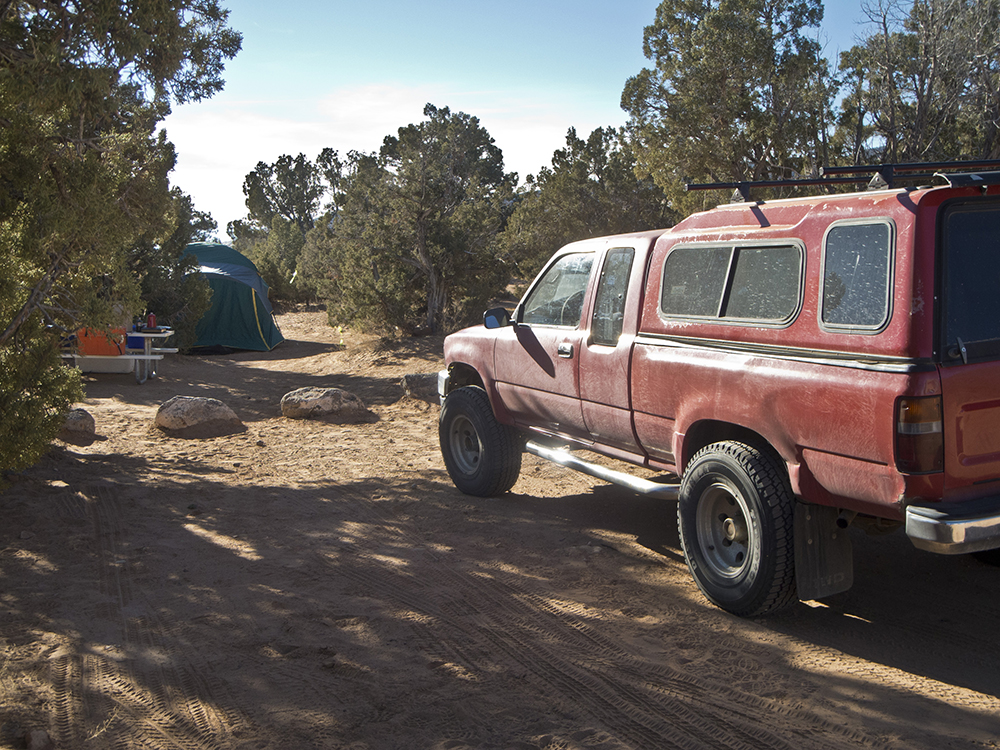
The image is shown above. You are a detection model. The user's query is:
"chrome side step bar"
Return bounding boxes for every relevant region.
[525,441,680,500]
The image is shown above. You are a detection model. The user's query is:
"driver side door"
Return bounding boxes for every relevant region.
[494,251,595,439]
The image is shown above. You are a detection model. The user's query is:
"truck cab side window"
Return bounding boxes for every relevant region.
[521,252,594,327]
[591,247,635,346]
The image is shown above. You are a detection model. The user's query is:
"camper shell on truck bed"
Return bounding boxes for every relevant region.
[438,160,1000,616]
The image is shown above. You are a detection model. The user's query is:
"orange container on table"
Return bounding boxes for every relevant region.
[75,328,126,356]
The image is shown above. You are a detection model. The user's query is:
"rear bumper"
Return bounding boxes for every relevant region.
[906,495,1000,554]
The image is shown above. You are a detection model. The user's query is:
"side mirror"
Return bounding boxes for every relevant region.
[483,307,512,329]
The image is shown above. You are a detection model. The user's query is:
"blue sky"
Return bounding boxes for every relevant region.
[162,0,872,234]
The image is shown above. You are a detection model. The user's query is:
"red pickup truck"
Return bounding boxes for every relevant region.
[437,162,1000,616]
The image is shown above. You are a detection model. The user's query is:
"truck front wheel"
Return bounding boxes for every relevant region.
[439,386,523,497]
[677,441,796,616]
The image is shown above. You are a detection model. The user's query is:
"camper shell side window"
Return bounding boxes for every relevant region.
[659,242,803,326]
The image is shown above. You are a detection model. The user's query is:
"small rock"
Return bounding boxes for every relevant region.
[280,387,374,423]
[62,408,95,434]
[20,531,35,540]
[58,407,97,444]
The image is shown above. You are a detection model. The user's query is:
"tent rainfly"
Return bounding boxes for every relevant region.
[184,242,284,352]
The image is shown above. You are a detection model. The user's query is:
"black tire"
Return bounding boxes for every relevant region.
[439,386,523,497]
[677,441,796,616]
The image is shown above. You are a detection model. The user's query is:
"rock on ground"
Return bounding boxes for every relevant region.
[280,387,374,423]
[58,407,96,445]
[402,372,439,402]
[155,395,245,437]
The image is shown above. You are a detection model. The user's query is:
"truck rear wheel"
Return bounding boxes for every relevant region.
[439,386,522,497]
[677,441,796,616]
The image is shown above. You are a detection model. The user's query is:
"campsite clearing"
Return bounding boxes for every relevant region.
[2,312,999,749]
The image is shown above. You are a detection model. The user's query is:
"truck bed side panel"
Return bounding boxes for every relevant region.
[630,338,933,513]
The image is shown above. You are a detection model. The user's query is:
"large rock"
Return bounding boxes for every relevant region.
[280,387,374,423]
[155,396,244,437]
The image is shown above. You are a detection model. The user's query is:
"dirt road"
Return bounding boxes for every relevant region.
[2,312,999,749]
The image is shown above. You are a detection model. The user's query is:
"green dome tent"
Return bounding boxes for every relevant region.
[184,243,284,352]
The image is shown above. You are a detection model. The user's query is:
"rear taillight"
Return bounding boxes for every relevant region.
[896,396,944,473]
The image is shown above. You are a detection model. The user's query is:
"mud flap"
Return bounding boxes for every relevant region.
[794,503,853,601]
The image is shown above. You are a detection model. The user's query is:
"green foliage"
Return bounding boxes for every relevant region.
[305,151,424,332]
[835,0,1000,163]
[622,0,829,208]
[129,190,215,351]
[303,106,517,334]
[296,212,338,304]
[0,1,240,473]
[241,149,342,234]
[498,127,676,278]
[0,321,82,474]
[248,216,308,303]
[623,0,999,200]
[0,111,172,342]
[233,149,342,302]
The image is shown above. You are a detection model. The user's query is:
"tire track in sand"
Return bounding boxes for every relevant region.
[314,481,886,750]
[46,482,238,748]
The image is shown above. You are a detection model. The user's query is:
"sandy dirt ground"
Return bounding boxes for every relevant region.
[2,311,1000,749]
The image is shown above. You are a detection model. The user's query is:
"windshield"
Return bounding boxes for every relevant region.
[942,200,1000,362]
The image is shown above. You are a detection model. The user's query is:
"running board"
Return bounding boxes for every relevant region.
[525,441,680,500]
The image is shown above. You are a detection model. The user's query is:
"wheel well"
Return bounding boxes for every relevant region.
[681,421,787,478]
[445,364,517,427]
[447,363,485,391]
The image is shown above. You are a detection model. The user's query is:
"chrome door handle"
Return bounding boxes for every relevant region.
[557,342,574,358]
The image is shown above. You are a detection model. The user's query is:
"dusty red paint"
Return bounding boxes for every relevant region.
[443,182,1000,523]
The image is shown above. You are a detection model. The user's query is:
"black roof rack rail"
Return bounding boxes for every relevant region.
[686,159,1000,201]
[686,176,865,202]
[934,171,1000,188]
[821,159,1000,179]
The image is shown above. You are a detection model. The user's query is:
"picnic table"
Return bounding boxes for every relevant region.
[62,327,178,384]
[126,328,179,384]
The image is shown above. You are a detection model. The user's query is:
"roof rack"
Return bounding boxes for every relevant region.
[932,171,1000,188]
[686,159,1000,202]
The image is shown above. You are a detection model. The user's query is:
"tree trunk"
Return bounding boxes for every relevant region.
[426,269,445,334]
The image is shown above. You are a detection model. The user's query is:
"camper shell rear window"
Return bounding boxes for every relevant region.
[940,199,1000,363]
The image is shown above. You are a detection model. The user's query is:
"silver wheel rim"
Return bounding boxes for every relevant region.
[448,414,482,475]
[695,479,755,582]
